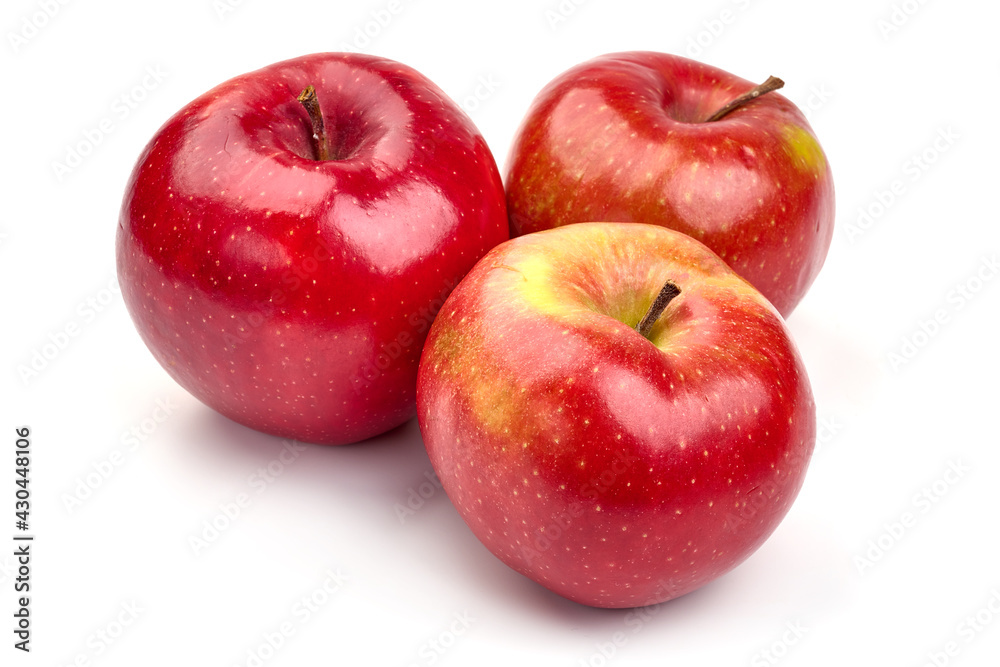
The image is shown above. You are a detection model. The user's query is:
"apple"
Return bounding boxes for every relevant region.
[117,52,508,445]
[504,51,834,317]
[417,222,815,608]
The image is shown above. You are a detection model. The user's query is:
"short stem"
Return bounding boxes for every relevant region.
[297,85,329,161]
[636,280,681,339]
[704,75,784,123]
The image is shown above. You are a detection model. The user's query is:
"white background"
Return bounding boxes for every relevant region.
[3,0,999,665]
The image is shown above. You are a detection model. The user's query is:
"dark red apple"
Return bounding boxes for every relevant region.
[417,222,815,608]
[505,51,834,317]
[118,52,508,445]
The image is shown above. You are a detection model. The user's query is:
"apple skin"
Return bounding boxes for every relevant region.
[117,53,508,445]
[417,222,815,608]
[505,51,834,317]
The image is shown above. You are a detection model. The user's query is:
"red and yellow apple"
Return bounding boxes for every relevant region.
[417,222,815,608]
[505,51,834,316]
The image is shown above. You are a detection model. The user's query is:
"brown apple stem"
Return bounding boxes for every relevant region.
[636,280,681,339]
[297,85,330,161]
[704,76,784,122]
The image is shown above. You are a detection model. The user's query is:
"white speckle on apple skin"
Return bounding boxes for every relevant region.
[118,52,509,444]
[418,222,815,608]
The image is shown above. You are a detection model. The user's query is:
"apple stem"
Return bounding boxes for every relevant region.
[297,85,330,161]
[636,280,681,339]
[704,76,784,123]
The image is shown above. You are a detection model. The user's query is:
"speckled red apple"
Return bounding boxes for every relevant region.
[118,52,508,445]
[417,223,815,608]
[505,51,835,317]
